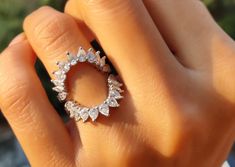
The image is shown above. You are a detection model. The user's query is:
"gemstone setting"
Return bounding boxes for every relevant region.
[52,47,124,122]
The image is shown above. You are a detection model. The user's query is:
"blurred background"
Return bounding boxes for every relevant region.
[0,0,235,166]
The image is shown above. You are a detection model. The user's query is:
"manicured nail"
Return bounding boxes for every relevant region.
[8,33,27,47]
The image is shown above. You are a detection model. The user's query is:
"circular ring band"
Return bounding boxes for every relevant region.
[51,47,124,122]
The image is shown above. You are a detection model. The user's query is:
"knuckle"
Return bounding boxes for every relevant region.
[0,76,35,131]
[24,6,51,28]
[34,16,67,47]
[85,0,131,7]
[0,73,32,112]
[24,6,74,53]
[83,0,136,17]
[0,70,40,133]
[45,151,75,167]
[0,60,32,112]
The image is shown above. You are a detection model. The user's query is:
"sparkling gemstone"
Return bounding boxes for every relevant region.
[108,75,123,87]
[69,109,76,118]
[65,101,74,109]
[79,108,89,122]
[65,101,76,116]
[52,86,64,92]
[74,107,81,121]
[95,51,101,65]
[109,85,124,93]
[109,90,123,99]
[87,51,97,63]
[57,61,70,73]
[77,47,87,62]
[54,70,66,81]
[57,92,67,101]
[107,97,119,107]
[51,80,64,87]
[102,64,111,72]
[99,56,106,67]
[67,53,78,66]
[89,108,99,121]
[99,103,109,116]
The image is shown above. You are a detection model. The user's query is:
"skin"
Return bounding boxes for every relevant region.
[0,0,235,166]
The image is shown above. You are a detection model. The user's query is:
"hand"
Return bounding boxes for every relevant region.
[0,1,235,166]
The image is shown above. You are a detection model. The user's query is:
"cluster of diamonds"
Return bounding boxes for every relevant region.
[51,47,124,122]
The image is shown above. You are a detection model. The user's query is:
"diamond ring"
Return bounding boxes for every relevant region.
[51,47,124,122]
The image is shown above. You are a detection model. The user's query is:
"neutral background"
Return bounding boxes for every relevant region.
[0,0,235,166]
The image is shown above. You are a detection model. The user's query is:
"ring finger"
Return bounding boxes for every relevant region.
[23,6,107,109]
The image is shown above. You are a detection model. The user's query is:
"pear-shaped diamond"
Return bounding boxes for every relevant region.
[69,108,76,118]
[89,108,99,121]
[51,79,64,87]
[102,64,111,72]
[79,108,89,122]
[52,86,64,93]
[74,107,81,121]
[77,47,87,62]
[99,103,109,116]
[67,52,78,66]
[99,56,106,67]
[95,51,101,65]
[57,61,70,73]
[54,70,66,81]
[107,97,119,107]
[109,90,123,99]
[57,92,67,101]
[65,101,76,117]
[108,75,123,87]
[65,101,74,109]
[87,51,97,63]
[109,85,124,93]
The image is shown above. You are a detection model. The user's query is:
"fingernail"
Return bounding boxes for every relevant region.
[8,33,27,47]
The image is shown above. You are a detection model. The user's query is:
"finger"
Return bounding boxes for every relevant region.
[143,0,233,70]
[65,0,182,92]
[0,36,73,166]
[64,0,95,42]
[23,7,139,159]
[24,6,107,107]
